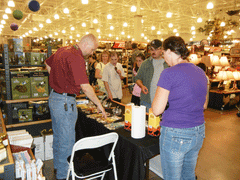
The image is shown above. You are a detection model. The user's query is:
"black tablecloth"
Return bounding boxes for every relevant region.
[75,109,160,180]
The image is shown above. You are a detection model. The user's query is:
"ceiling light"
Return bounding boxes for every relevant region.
[98,35,101,39]
[197,17,202,23]
[0,29,2,32]
[192,31,196,35]
[227,31,231,35]
[191,26,195,30]
[39,24,43,28]
[116,37,119,40]
[54,32,58,35]
[168,23,173,28]
[54,14,59,19]
[77,34,80,37]
[44,36,48,39]
[20,36,22,39]
[144,37,147,40]
[93,19,98,23]
[46,19,51,23]
[70,36,72,39]
[127,35,130,38]
[40,37,43,40]
[23,35,26,37]
[3,14,8,19]
[86,32,89,34]
[209,34,212,37]
[97,29,100,33]
[8,1,15,7]
[220,22,225,27]
[224,35,227,39]
[131,6,137,12]
[176,33,179,36]
[109,34,112,37]
[141,19,144,23]
[157,31,161,34]
[33,27,38,31]
[5,8,11,14]
[107,14,112,19]
[71,27,75,30]
[207,2,214,9]
[110,26,114,30]
[25,33,29,36]
[161,38,163,41]
[190,38,193,41]
[49,34,53,37]
[70,40,73,43]
[121,31,125,35]
[63,8,69,14]
[132,38,135,41]
[141,33,144,37]
[123,22,127,27]
[166,12,172,18]
[151,26,155,30]
[82,0,88,4]
[173,29,177,33]
[147,40,150,42]
[1,20,6,24]
[62,30,66,33]
[82,22,86,27]
[0,25,4,28]
[29,30,32,34]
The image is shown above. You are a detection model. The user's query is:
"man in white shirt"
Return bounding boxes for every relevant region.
[102,51,126,102]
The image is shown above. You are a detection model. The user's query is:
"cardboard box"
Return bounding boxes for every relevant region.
[29,101,50,121]
[8,38,23,52]
[44,134,53,160]
[25,52,41,65]
[15,52,25,65]
[18,109,33,122]
[11,71,31,100]
[12,103,28,119]
[30,70,49,98]
[8,51,18,65]
[33,136,44,160]
[148,108,160,137]
[40,53,47,65]
[124,104,133,131]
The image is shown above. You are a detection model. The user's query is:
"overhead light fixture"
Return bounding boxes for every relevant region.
[20,36,22,39]
[166,12,172,18]
[116,37,119,40]
[197,17,202,23]
[82,22,86,27]
[207,2,214,9]
[1,20,6,24]
[46,19,51,23]
[109,34,112,37]
[49,34,53,37]
[110,26,114,30]
[86,32,89,34]
[127,35,130,38]
[176,33,179,36]
[8,1,15,7]
[107,14,112,19]
[63,8,69,14]
[3,14,8,19]
[82,0,88,4]
[151,26,155,30]
[71,27,75,30]
[190,38,193,41]
[131,6,137,12]
[29,30,32,34]
[55,32,58,35]
[44,36,48,39]
[173,29,177,33]
[141,33,144,37]
[220,22,225,27]
[168,23,173,28]
[96,29,100,33]
[22,35,26,37]
[25,32,29,36]
[157,31,161,34]
[224,35,227,39]
[141,19,144,23]
[62,30,66,33]
[191,26,195,30]
[54,14,59,19]
[70,36,72,39]
[98,35,101,39]
[5,8,11,14]
[192,31,196,35]
[93,19,98,24]
[33,27,38,31]
[123,22,127,27]
[207,37,210,40]
[132,38,135,41]
[144,37,147,40]
[0,25,4,28]
[121,31,125,35]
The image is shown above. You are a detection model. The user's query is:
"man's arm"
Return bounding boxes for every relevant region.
[44,61,51,74]
[80,83,106,118]
[136,79,148,94]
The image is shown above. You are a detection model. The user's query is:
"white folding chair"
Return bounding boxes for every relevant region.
[66,132,119,180]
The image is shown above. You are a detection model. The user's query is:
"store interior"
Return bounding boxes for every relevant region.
[0,0,240,180]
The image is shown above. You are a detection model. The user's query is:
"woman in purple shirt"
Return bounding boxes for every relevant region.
[152,36,208,180]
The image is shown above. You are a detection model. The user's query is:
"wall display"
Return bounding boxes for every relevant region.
[25,52,41,65]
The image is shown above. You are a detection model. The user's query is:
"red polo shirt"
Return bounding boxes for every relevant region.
[46,45,89,95]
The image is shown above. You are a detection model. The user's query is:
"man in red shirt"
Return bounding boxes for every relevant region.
[45,34,106,180]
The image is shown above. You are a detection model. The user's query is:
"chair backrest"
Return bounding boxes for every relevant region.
[70,132,119,162]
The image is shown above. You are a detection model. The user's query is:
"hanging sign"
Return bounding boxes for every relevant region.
[112,41,125,49]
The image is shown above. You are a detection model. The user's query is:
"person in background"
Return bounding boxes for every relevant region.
[152,36,208,180]
[45,34,106,180]
[135,39,168,112]
[131,53,145,106]
[102,51,125,102]
[197,62,210,108]
[131,42,141,67]
[88,53,97,86]
[144,43,151,59]
[95,50,110,94]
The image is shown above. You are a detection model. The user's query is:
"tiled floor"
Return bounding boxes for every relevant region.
[43,89,240,180]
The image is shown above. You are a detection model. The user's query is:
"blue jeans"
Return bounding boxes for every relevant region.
[160,123,205,180]
[140,100,151,112]
[49,91,78,179]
